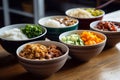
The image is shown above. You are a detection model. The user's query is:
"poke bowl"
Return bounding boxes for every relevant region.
[16,41,69,77]
[38,15,79,41]
[90,20,120,48]
[65,8,105,29]
[0,24,47,56]
[59,30,107,61]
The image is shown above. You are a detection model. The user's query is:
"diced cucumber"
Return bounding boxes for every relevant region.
[66,40,74,44]
[61,33,84,46]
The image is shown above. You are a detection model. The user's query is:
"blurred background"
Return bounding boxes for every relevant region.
[0,0,120,27]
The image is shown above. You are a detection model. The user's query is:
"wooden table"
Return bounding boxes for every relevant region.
[0,43,120,80]
[0,10,120,80]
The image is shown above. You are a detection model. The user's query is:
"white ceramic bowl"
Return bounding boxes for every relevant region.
[59,30,106,61]
[90,20,120,48]
[16,41,69,77]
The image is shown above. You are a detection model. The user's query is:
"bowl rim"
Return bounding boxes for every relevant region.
[65,8,105,19]
[0,23,47,41]
[59,30,107,47]
[90,20,120,34]
[38,15,79,29]
[16,40,69,62]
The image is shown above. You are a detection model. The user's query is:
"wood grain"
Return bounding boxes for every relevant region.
[0,43,120,80]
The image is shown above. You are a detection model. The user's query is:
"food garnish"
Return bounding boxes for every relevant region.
[21,24,43,38]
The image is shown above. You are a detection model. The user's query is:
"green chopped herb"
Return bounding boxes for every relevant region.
[21,24,43,38]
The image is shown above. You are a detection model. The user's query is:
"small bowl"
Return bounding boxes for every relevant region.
[59,30,106,61]
[90,20,120,48]
[38,15,79,41]
[65,8,105,30]
[16,41,69,77]
[0,24,47,56]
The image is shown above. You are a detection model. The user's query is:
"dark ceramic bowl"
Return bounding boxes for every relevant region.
[38,15,79,41]
[90,20,120,48]
[65,8,105,30]
[0,24,47,56]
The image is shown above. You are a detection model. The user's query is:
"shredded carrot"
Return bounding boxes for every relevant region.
[80,31,103,45]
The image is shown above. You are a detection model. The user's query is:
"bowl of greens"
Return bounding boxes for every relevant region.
[0,24,47,56]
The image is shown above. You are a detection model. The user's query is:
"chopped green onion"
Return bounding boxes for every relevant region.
[21,24,43,38]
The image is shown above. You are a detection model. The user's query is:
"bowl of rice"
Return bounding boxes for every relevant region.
[65,8,105,30]
[0,24,47,56]
[38,15,79,41]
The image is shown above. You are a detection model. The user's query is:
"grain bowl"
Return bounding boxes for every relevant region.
[38,15,79,41]
[0,24,47,56]
[65,8,105,29]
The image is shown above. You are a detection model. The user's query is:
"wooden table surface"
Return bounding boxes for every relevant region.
[0,42,120,80]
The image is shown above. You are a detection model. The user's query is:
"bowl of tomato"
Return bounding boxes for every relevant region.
[90,20,120,48]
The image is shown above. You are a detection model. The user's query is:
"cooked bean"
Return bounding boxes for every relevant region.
[19,43,62,60]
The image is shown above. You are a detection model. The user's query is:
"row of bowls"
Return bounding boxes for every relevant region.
[38,8,105,41]
[0,25,107,77]
[0,7,120,77]
[17,30,107,77]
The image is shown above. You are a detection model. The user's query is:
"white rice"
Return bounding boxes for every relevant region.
[67,8,93,18]
[0,28,28,40]
[43,19,66,28]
